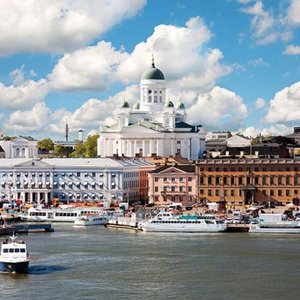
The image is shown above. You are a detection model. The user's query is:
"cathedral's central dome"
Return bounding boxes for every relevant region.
[141,61,165,80]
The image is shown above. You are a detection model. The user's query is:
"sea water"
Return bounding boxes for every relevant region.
[0,225,299,300]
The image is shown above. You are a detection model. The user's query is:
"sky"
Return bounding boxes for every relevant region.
[0,0,300,141]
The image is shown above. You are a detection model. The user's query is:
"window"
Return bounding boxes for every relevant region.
[278,176,283,185]
[171,177,175,182]
[155,187,158,192]
[278,190,282,197]
[270,190,274,196]
[286,190,290,197]
[230,190,234,197]
[188,177,192,181]
[238,177,243,185]
[163,177,167,182]
[286,176,290,185]
[270,176,274,185]
[262,176,267,185]
[188,186,192,192]
[231,177,235,185]
[208,189,212,196]
[216,190,219,196]
[171,186,175,192]
[154,177,158,182]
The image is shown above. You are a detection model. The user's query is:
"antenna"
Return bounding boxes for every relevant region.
[65,118,69,142]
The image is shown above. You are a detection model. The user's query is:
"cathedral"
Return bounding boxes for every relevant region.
[97,59,206,160]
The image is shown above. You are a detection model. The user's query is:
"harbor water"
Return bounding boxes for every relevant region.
[1,225,300,300]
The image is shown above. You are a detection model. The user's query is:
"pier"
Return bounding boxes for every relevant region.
[226,223,249,232]
[0,223,54,235]
[106,217,141,231]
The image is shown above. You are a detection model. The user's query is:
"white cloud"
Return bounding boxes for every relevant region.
[47,85,139,135]
[0,79,49,110]
[248,57,269,67]
[186,86,248,130]
[240,1,292,45]
[49,41,129,91]
[264,81,300,123]
[287,0,300,26]
[5,102,50,131]
[242,124,293,138]
[283,44,300,55]
[49,17,231,93]
[0,0,146,56]
[255,97,266,109]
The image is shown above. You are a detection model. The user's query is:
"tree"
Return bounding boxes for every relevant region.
[84,134,99,158]
[69,141,85,158]
[38,138,54,151]
[54,144,71,158]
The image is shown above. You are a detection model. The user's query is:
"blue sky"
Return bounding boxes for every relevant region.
[0,0,300,141]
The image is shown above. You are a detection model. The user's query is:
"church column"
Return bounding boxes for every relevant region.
[149,140,153,156]
[157,139,163,156]
[171,139,175,157]
[121,140,125,156]
[134,140,137,157]
[142,141,146,156]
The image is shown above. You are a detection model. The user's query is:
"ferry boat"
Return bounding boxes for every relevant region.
[249,213,300,234]
[19,206,104,223]
[0,234,30,274]
[139,211,227,233]
[73,213,109,227]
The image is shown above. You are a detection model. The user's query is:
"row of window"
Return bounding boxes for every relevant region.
[154,196,194,202]
[202,166,299,172]
[0,172,116,178]
[154,177,193,182]
[202,176,299,186]
[201,189,299,197]
[154,186,193,193]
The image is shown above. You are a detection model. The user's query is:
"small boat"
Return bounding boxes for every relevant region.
[19,206,104,222]
[249,213,300,234]
[73,213,108,227]
[139,211,227,233]
[249,222,300,233]
[0,234,30,274]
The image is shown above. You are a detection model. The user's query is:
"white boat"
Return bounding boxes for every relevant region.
[249,221,300,233]
[139,211,227,233]
[249,213,300,233]
[0,234,30,274]
[74,213,109,227]
[19,206,104,223]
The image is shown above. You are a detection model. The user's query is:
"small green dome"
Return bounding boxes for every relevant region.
[133,102,140,109]
[121,100,130,108]
[141,61,165,80]
[177,101,185,109]
[165,100,174,108]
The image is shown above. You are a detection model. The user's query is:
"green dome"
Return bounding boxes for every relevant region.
[133,102,140,109]
[121,100,130,108]
[177,101,185,109]
[165,100,174,108]
[141,62,165,80]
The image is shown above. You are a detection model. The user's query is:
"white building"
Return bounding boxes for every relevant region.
[0,137,38,159]
[97,60,206,160]
[0,158,153,205]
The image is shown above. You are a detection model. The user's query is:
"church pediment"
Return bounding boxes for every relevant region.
[154,165,195,175]
[123,123,159,134]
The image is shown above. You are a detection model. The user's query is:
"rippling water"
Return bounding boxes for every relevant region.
[0,225,300,300]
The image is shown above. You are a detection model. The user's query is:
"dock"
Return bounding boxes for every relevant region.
[105,217,141,231]
[226,223,249,232]
[0,223,54,235]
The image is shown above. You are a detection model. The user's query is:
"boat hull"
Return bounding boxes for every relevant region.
[249,227,300,234]
[141,223,226,233]
[0,260,29,274]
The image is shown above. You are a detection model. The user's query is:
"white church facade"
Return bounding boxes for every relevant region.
[97,60,206,160]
